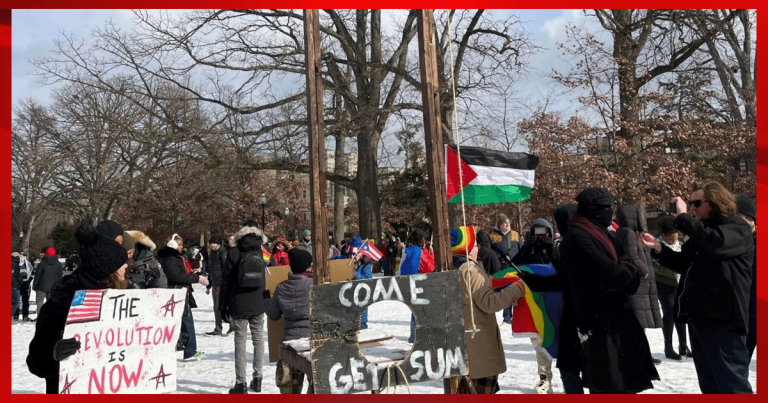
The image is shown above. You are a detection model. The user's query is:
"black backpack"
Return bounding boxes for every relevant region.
[236,249,266,288]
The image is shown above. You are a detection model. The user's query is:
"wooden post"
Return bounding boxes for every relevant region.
[304,9,330,285]
[417,10,452,272]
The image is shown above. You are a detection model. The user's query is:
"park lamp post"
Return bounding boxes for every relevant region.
[260,194,267,230]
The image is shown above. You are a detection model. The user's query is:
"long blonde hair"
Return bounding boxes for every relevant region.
[699,181,737,218]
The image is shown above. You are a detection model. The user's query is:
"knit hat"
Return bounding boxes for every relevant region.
[288,248,313,274]
[74,222,128,280]
[96,220,124,241]
[736,194,756,222]
[496,213,511,227]
[302,229,312,238]
[209,236,222,245]
[450,226,476,255]
[44,247,57,257]
[121,231,136,251]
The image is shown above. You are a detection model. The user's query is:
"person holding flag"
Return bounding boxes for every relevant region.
[351,238,382,329]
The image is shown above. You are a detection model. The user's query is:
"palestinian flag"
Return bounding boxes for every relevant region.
[445,145,539,204]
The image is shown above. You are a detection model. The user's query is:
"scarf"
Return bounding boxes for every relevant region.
[570,213,618,263]
[658,236,681,252]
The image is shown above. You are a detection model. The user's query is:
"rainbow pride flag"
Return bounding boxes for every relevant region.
[262,245,271,264]
[491,264,563,359]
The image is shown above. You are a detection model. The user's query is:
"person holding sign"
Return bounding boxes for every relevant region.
[26,222,129,394]
[262,248,313,393]
[455,226,526,394]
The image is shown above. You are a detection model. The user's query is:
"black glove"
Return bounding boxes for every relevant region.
[53,337,81,362]
[263,289,271,300]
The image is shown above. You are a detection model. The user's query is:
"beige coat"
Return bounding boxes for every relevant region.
[459,260,524,379]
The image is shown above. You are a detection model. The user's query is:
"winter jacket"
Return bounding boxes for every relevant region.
[269,240,292,267]
[12,256,22,290]
[263,273,313,341]
[490,226,522,266]
[207,248,228,287]
[654,214,754,333]
[158,246,200,315]
[295,239,312,255]
[476,231,501,276]
[560,221,658,393]
[354,260,373,280]
[458,260,524,379]
[616,205,662,329]
[27,271,105,393]
[749,236,756,327]
[221,225,267,319]
[33,256,63,294]
[125,231,166,289]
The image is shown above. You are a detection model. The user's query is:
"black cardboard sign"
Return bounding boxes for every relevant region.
[309,271,468,394]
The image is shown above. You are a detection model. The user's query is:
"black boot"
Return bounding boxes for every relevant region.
[249,377,262,393]
[665,345,682,360]
[229,382,248,394]
[652,358,662,365]
[679,345,692,358]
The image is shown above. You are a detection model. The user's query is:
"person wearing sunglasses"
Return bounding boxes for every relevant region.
[638,181,754,394]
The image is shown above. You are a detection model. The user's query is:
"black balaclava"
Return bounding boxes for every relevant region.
[576,187,615,228]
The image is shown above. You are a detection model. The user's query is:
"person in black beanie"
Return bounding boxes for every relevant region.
[95,219,124,244]
[559,187,658,394]
[262,248,313,393]
[27,222,128,394]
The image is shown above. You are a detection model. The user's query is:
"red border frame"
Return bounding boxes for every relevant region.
[4,4,762,400]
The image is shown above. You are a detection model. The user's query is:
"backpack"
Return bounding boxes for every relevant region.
[236,249,266,288]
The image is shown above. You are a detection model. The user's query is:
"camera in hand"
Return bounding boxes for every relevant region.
[668,202,677,214]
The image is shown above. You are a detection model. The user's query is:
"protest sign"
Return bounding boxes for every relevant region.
[309,271,468,394]
[59,288,186,394]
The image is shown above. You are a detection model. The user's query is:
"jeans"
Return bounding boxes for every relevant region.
[361,309,368,329]
[560,368,584,394]
[232,314,264,383]
[408,315,416,343]
[502,306,512,323]
[211,286,222,332]
[689,321,753,394]
[12,289,20,318]
[181,309,198,359]
[657,282,688,348]
[381,258,390,276]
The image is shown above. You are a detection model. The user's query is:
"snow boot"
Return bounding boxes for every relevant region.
[249,377,262,393]
[533,375,552,394]
[679,345,693,358]
[229,382,248,394]
[652,358,662,365]
[665,345,682,360]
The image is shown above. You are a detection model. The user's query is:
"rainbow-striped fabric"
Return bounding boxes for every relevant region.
[262,245,271,263]
[491,264,563,359]
[450,226,476,255]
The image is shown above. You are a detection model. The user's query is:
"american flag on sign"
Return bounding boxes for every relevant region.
[358,240,383,262]
[67,289,105,324]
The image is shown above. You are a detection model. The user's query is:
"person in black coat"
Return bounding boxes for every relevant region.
[205,236,229,336]
[642,183,754,394]
[158,233,209,360]
[12,253,23,324]
[735,194,757,363]
[560,188,658,394]
[475,231,501,276]
[26,222,128,394]
[220,221,267,394]
[33,248,63,311]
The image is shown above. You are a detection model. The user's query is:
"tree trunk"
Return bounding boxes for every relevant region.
[333,134,347,244]
[356,127,382,240]
[705,39,744,123]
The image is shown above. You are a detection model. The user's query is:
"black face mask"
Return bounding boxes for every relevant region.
[582,207,613,228]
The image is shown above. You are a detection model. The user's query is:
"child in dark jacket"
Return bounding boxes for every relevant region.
[262,248,314,394]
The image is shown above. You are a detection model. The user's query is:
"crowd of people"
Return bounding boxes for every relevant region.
[13,180,756,394]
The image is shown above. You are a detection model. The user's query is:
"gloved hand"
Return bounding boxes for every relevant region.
[53,337,81,362]
[263,289,271,300]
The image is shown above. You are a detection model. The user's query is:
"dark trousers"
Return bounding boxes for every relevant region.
[12,289,20,318]
[46,376,58,394]
[747,315,756,363]
[381,258,390,276]
[657,282,688,348]
[689,322,753,394]
[502,306,512,323]
[14,281,31,318]
[181,309,198,359]
[560,368,584,394]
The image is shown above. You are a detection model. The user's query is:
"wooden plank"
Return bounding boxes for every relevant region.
[303,9,330,285]
[309,272,468,394]
[417,10,452,272]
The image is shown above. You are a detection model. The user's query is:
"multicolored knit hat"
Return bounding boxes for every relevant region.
[450,226,476,255]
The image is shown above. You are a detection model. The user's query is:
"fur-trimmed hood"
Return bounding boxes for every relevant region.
[234,225,268,244]
[271,238,292,253]
[125,230,156,251]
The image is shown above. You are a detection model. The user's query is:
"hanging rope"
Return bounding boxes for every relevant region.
[446,10,479,338]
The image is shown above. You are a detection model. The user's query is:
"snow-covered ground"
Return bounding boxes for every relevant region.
[12,278,757,394]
